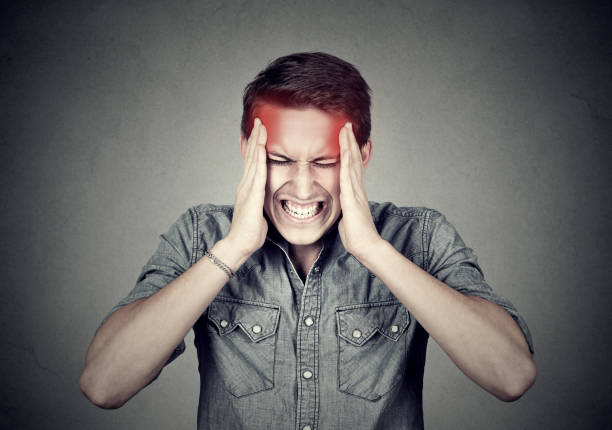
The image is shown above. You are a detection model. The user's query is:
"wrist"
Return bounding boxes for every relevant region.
[210,236,253,273]
[350,235,387,265]
[208,239,247,274]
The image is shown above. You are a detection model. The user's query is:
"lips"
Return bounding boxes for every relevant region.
[281,200,324,220]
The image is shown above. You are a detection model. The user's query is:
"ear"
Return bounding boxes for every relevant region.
[240,135,247,160]
[360,139,373,169]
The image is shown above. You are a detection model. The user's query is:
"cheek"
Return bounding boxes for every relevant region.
[315,169,341,195]
[265,166,286,193]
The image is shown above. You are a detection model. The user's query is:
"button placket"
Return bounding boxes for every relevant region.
[296,257,323,430]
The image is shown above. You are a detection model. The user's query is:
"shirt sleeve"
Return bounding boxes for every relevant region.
[425,209,534,354]
[98,207,197,373]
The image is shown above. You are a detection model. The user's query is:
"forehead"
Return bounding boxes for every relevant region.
[254,103,346,158]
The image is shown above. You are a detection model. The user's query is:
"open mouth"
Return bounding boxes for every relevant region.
[281,200,324,220]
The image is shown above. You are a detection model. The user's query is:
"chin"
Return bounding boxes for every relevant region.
[266,197,340,246]
[276,227,326,246]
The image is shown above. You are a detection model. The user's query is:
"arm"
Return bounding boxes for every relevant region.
[337,123,536,401]
[356,240,535,401]
[79,119,269,409]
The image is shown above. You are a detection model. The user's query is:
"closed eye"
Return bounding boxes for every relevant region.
[266,157,339,168]
[267,158,294,166]
[312,161,339,168]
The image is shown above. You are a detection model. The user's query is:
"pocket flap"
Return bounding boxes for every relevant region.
[336,301,409,346]
[208,297,280,342]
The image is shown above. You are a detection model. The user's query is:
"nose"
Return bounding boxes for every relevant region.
[291,162,317,200]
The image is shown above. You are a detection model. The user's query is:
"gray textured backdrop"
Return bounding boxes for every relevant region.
[1,1,611,429]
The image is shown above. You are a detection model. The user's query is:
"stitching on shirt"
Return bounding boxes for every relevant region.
[383,210,426,221]
[191,206,198,266]
[335,301,410,345]
[422,209,432,272]
[296,318,303,430]
[335,299,402,311]
[314,271,320,429]
[383,204,428,218]
[296,274,306,430]
[194,203,234,215]
[212,295,280,309]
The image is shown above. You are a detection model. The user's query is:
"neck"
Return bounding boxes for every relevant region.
[288,241,322,282]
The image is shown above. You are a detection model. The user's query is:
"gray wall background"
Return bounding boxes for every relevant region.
[2,1,611,429]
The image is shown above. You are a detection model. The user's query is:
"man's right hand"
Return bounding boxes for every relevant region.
[224,118,269,261]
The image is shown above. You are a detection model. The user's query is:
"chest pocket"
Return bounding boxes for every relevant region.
[207,297,280,398]
[336,300,410,401]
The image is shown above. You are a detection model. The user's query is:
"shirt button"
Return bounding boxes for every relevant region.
[313,266,320,273]
[304,316,314,327]
[391,325,399,333]
[303,426,312,430]
[220,320,229,328]
[252,325,262,334]
[303,370,313,379]
[352,329,362,338]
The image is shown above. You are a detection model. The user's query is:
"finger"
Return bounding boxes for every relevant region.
[243,118,261,178]
[251,122,267,182]
[339,127,354,196]
[257,122,267,147]
[253,125,268,189]
[246,118,261,163]
[346,124,365,189]
[341,124,361,188]
[346,123,363,176]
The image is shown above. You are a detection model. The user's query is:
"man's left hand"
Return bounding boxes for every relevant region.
[337,122,382,260]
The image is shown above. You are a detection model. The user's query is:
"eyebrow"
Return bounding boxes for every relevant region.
[267,152,340,162]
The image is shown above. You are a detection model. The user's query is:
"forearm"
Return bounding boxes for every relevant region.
[79,238,248,409]
[355,239,536,401]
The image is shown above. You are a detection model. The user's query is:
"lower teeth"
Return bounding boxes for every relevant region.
[283,202,321,218]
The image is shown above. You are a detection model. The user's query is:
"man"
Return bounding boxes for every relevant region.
[80,52,536,429]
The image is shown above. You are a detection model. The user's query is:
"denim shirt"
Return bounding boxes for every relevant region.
[105,202,534,430]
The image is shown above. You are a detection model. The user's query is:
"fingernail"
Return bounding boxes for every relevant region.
[254,118,261,126]
[346,122,352,129]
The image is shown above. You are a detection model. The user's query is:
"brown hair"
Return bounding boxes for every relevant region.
[241,52,371,147]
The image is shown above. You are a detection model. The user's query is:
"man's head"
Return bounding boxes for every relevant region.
[240,53,372,248]
[241,52,371,148]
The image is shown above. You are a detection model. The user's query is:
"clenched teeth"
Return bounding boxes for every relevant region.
[282,201,323,219]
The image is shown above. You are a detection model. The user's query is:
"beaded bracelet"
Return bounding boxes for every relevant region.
[204,251,235,279]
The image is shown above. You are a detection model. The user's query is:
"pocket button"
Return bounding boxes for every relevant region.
[352,329,362,338]
[391,325,399,333]
[252,324,262,334]
[220,320,229,328]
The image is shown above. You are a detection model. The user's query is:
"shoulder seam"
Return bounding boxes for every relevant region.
[190,207,198,266]
[194,204,234,215]
[369,201,429,223]
[422,209,433,272]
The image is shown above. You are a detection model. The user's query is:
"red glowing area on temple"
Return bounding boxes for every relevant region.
[253,103,347,162]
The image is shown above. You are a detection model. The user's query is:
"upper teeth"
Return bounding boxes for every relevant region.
[283,201,322,218]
